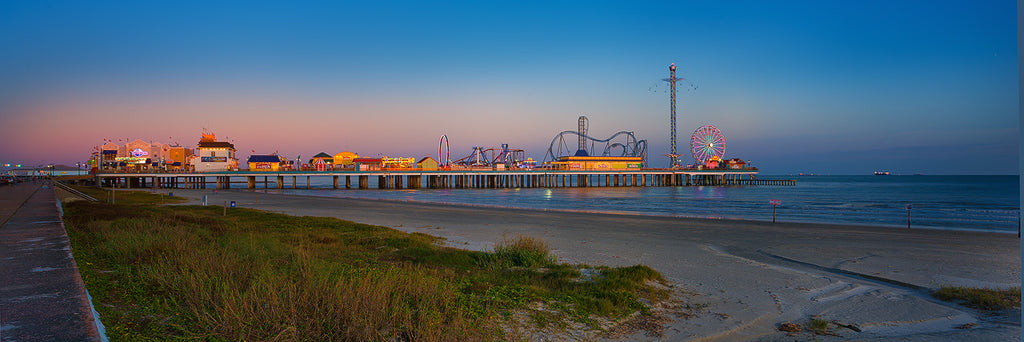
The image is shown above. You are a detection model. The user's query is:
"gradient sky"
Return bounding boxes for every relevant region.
[0,1,1017,174]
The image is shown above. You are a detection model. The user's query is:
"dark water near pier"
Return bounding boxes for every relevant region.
[258,175,1019,233]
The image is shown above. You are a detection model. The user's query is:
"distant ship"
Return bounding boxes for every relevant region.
[874,171,890,176]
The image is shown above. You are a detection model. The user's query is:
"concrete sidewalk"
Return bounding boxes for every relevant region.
[0,181,101,341]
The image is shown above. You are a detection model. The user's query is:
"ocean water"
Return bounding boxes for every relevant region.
[253,175,1020,233]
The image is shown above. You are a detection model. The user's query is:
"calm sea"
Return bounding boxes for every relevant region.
[254,175,1020,233]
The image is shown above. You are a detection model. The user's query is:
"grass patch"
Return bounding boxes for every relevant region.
[932,286,1021,311]
[807,317,830,335]
[64,189,671,341]
[73,185,187,206]
[479,233,555,269]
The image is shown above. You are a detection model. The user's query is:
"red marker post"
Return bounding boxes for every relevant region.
[770,199,781,223]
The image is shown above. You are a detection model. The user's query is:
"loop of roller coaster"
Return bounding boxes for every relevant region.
[543,130,647,165]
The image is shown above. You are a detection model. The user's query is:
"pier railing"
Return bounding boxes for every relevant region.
[92,169,796,190]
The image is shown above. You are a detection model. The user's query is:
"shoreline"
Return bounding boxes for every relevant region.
[232,188,1018,236]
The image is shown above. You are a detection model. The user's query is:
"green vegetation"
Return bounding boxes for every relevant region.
[932,286,1021,311]
[74,186,187,206]
[63,190,670,341]
[807,317,831,335]
[487,233,556,268]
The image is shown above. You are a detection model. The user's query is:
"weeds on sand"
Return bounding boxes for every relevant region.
[480,233,555,268]
[63,190,671,341]
[807,317,831,335]
[932,286,1021,311]
[778,317,840,338]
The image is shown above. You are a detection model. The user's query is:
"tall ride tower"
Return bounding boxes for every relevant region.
[577,115,588,156]
[663,63,685,167]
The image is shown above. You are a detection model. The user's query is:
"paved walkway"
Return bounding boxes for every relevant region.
[0,181,101,341]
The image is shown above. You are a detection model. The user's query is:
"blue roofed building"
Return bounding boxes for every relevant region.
[246,154,283,171]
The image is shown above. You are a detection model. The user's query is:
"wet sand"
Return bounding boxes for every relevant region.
[165,189,1020,341]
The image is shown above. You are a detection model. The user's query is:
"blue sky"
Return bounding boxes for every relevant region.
[0,1,1017,174]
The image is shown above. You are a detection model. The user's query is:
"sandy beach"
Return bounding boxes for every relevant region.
[161,188,1019,341]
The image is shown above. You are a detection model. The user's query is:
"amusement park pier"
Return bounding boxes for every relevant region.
[52,63,799,191]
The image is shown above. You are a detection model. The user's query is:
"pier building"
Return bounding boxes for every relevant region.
[549,156,644,170]
[165,145,192,171]
[353,158,383,171]
[247,155,284,171]
[96,139,181,172]
[309,152,334,167]
[333,152,359,168]
[418,157,439,170]
[190,133,238,172]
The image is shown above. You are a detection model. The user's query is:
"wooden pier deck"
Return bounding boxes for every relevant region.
[93,169,795,190]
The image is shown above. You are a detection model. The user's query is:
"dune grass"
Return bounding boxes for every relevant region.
[932,286,1021,311]
[74,186,188,206]
[63,190,670,341]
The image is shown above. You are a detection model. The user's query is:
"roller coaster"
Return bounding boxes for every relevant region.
[542,116,648,166]
[451,144,526,167]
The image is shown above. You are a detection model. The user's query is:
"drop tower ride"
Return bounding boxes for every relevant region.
[663,63,685,167]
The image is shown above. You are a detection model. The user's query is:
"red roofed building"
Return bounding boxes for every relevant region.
[353,158,382,171]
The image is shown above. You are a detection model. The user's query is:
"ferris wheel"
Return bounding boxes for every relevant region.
[691,125,726,164]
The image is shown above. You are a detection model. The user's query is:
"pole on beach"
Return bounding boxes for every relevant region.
[770,199,780,223]
[906,204,913,229]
